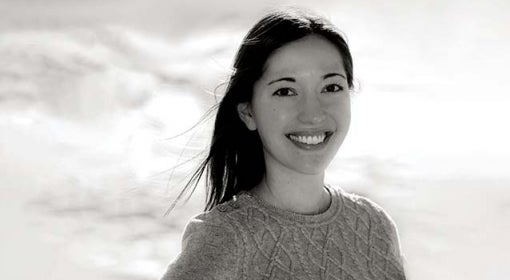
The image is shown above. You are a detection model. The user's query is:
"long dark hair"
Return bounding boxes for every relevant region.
[171,8,354,212]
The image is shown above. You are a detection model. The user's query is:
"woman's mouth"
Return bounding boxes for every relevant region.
[285,131,333,149]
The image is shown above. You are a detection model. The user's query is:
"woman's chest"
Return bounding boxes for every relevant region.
[235,222,400,280]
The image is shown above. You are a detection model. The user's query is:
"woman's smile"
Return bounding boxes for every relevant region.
[285,131,334,150]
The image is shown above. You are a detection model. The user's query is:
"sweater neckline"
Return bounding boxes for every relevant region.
[237,185,344,226]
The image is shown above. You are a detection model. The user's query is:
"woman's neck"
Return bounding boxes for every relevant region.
[250,171,330,215]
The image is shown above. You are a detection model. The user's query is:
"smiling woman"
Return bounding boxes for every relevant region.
[161,8,406,280]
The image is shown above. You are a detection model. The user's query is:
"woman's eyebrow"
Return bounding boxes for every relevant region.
[267,73,345,85]
[323,73,346,80]
[267,77,295,85]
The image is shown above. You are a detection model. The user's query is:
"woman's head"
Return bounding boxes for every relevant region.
[180,9,354,211]
[237,34,351,180]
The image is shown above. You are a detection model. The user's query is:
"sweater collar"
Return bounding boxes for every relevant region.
[236,185,344,226]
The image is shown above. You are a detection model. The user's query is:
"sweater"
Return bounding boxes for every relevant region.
[162,185,406,280]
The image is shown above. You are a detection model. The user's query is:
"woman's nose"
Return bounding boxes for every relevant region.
[297,95,326,124]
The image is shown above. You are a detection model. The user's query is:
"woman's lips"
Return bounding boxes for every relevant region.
[285,131,334,148]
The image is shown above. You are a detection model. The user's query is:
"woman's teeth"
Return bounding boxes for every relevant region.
[288,133,327,145]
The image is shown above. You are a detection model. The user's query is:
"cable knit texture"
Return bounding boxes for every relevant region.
[162,186,406,280]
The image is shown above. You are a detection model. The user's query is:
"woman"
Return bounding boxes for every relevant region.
[162,8,406,280]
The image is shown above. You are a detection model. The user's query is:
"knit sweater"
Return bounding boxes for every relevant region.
[162,186,406,280]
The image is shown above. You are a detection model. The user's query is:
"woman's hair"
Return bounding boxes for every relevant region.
[172,8,354,212]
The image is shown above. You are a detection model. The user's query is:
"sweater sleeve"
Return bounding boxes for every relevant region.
[161,213,241,280]
[352,194,407,279]
[379,209,404,260]
[369,200,407,277]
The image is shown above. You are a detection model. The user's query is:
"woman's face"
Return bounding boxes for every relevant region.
[238,34,351,175]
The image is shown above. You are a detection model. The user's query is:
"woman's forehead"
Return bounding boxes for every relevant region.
[262,35,345,78]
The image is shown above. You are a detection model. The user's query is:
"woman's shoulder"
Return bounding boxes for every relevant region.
[339,187,397,225]
[162,202,244,280]
[186,197,246,228]
[182,200,243,241]
[337,187,403,257]
[179,197,250,248]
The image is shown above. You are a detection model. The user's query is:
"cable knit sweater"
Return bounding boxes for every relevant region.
[162,186,406,280]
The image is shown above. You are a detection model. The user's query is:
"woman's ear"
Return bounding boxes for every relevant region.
[237,102,257,131]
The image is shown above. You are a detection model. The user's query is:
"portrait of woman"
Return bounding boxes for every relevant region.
[162,9,406,280]
[2,1,509,280]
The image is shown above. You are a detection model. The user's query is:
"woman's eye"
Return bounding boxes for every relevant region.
[322,84,343,93]
[272,88,296,97]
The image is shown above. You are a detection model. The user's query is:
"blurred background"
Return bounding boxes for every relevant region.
[1,0,509,279]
